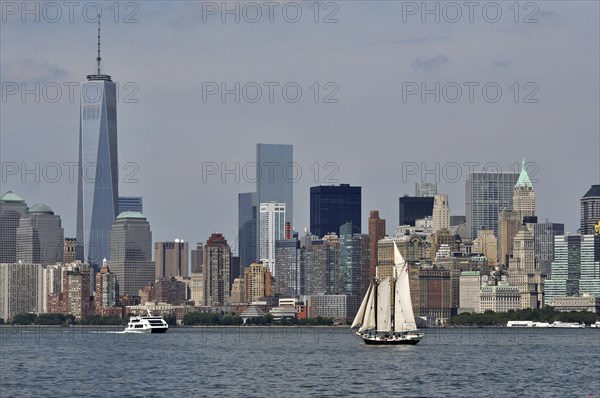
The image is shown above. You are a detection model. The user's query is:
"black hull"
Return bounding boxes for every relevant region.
[363,337,419,345]
[150,328,168,333]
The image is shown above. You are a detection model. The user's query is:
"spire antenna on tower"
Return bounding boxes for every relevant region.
[97,14,102,75]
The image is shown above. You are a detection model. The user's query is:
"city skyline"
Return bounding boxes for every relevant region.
[1,2,598,247]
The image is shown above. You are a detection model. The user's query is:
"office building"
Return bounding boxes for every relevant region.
[545,234,600,306]
[203,233,231,307]
[76,36,119,268]
[399,196,434,227]
[256,143,293,230]
[64,238,77,263]
[368,211,385,288]
[302,239,339,296]
[190,243,203,274]
[107,212,154,296]
[0,191,29,263]
[155,240,189,278]
[465,171,519,240]
[415,182,437,197]
[259,202,286,275]
[432,194,450,233]
[310,184,361,238]
[275,238,301,297]
[533,221,564,276]
[238,192,257,270]
[95,260,119,308]
[472,229,498,265]
[0,262,43,322]
[243,262,271,303]
[118,196,143,213]
[16,203,64,266]
[581,184,600,234]
[459,271,481,313]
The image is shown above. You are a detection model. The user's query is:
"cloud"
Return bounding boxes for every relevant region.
[382,34,451,46]
[410,55,449,72]
[0,59,68,82]
[491,60,511,68]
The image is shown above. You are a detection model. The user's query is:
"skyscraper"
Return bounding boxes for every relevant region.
[203,233,231,307]
[274,238,301,297]
[310,184,361,238]
[0,191,29,263]
[533,221,564,276]
[580,184,600,234]
[259,202,286,275]
[339,223,370,317]
[243,262,271,303]
[256,143,293,228]
[465,171,519,240]
[118,196,143,213]
[399,195,434,226]
[302,239,339,295]
[0,262,43,322]
[107,211,154,296]
[16,203,64,265]
[513,159,535,218]
[190,243,203,274]
[155,240,189,278]
[368,210,385,286]
[77,22,119,268]
[238,192,257,270]
[432,194,450,233]
[545,234,600,305]
[95,260,119,308]
[415,182,437,197]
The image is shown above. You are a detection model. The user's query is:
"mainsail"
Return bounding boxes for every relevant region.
[359,284,376,333]
[351,284,371,329]
[376,277,392,332]
[393,243,417,332]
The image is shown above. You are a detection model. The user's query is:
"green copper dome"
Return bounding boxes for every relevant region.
[516,158,533,188]
[116,211,146,220]
[1,191,25,203]
[29,203,54,214]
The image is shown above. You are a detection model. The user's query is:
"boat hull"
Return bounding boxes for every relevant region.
[363,337,420,345]
[358,332,424,345]
[150,327,168,333]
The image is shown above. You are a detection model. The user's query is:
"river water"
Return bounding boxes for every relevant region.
[1,326,598,397]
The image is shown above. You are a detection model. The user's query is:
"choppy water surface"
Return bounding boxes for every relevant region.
[1,327,598,397]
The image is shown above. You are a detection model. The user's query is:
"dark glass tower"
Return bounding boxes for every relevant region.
[76,20,119,268]
[238,192,257,270]
[581,184,600,234]
[398,196,434,227]
[310,184,361,238]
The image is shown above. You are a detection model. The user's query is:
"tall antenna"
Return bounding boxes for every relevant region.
[96,14,102,76]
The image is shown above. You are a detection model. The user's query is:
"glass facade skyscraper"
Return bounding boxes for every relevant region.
[310,184,361,238]
[398,195,434,227]
[256,143,293,227]
[465,172,519,240]
[238,192,257,271]
[76,47,119,269]
[118,196,143,214]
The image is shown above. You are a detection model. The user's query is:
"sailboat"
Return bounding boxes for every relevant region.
[351,242,424,345]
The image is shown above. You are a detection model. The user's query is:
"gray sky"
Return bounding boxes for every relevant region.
[1,1,599,249]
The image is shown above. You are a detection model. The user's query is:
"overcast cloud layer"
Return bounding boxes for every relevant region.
[1,1,599,248]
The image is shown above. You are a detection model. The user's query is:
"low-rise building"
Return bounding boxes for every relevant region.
[549,294,600,313]
[480,284,521,313]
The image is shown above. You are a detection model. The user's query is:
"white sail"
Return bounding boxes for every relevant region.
[393,243,417,332]
[396,264,416,331]
[359,284,376,333]
[376,277,392,332]
[351,284,371,329]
